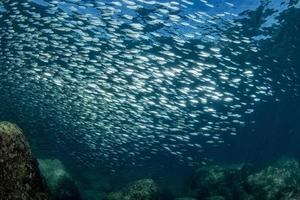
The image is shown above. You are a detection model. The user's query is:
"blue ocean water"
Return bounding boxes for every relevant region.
[0,0,300,198]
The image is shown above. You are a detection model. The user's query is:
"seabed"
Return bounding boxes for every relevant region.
[1,121,300,200]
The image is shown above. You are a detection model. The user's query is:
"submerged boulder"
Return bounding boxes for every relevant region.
[188,158,300,200]
[246,157,300,200]
[106,179,158,200]
[189,164,253,199]
[0,121,49,199]
[38,158,81,200]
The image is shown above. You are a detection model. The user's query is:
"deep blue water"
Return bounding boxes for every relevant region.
[0,0,300,195]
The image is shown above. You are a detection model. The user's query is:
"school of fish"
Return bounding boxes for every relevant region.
[0,0,299,168]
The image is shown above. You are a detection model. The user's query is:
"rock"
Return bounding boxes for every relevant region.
[246,157,300,200]
[106,179,158,200]
[189,164,253,199]
[38,158,81,200]
[0,121,49,199]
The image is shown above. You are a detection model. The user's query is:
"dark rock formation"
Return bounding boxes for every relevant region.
[189,164,253,200]
[106,179,158,200]
[38,159,81,200]
[246,157,300,200]
[0,121,49,200]
[189,158,300,200]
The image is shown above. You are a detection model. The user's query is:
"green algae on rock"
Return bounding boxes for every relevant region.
[0,121,49,200]
[189,164,253,200]
[188,158,300,200]
[246,157,300,200]
[106,179,158,200]
[38,159,81,200]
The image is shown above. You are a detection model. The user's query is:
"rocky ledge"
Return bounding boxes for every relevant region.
[187,157,300,200]
[0,121,49,199]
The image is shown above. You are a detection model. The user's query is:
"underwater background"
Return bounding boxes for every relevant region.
[0,0,300,199]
